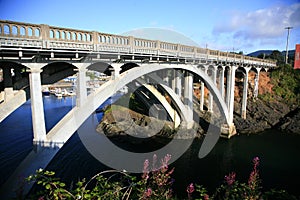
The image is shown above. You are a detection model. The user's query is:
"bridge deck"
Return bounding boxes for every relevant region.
[0,20,276,67]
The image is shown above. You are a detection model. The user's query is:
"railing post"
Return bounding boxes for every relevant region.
[92,31,98,44]
[129,36,134,53]
[92,31,98,51]
[40,24,50,40]
[156,40,161,56]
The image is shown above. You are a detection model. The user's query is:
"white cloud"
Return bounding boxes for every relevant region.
[213,3,300,40]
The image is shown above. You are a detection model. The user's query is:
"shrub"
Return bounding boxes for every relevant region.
[26,156,298,200]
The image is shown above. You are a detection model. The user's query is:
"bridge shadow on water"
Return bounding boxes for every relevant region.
[1,96,300,198]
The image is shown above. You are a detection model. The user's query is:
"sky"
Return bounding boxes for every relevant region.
[0,0,299,54]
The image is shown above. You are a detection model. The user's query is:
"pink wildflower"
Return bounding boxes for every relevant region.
[224,172,236,186]
[142,159,149,180]
[187,183,195,194]
[187,183,195,199]
[152,154,157,171]
[248,157,260,190]
[143,188,152,198]
[161,154,171,168]
[204,194,210,200]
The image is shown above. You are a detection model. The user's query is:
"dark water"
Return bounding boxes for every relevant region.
[0,95,300,197]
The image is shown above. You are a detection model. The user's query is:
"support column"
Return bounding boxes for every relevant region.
[253,68,261,99]
[225,66,231,108]
[228,65,238,125]
[241,67,251,119]
[184,71,193,128]
[200,81,205,111]
[28,66,46,143]
[162,70,169,86]
[175,70,182,98]
[199,67,207,111]
[220,66,225,99]
[208,66,217,112]
[171,70,176,91]
[3,67,14,102]
[76,67,87,107]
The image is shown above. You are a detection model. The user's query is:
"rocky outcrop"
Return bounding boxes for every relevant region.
[97,106,202,141]
[276,107,300,133]
[233,98,291,134]
[232,70,300,134]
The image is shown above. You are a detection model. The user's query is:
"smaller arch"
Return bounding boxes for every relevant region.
[82,33,86,41]
[50,30,54,38]
[101,35,106,43]
[28,27,33,36]
[66,32,71,40]
[35,28,40,37]
[55,30,60,39]
[4,25,9,34]
[0,25,2,34]
[87,61,114,76]
[12,25,18,35]
[20,26,25,36]
[120,62,140,74]
[72,32,76,40]
[87,34,91,41]
[61,31,66,40]
[78,33,82,41]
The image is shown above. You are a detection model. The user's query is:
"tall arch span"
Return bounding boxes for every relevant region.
[46,63,229,144]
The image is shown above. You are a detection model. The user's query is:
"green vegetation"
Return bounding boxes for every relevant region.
[25,156,298,200]
[270,64,300,104]
[258,50,300,105]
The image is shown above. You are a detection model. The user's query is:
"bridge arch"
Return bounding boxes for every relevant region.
[41,62,77,85]
[0,60,29,91]
[87,61,113,76]
[120,62,140,74]
[46,63,229,144]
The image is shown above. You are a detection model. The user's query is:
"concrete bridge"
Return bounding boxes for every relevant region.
[0,20,276,197]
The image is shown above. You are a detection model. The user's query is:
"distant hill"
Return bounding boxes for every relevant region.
[247,50,295,57]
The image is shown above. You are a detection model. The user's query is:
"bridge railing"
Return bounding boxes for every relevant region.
[0,20,276,67]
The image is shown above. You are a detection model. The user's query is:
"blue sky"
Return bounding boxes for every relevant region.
[0,0,299,54]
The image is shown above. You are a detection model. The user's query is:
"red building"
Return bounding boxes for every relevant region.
[294,44,300,69]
